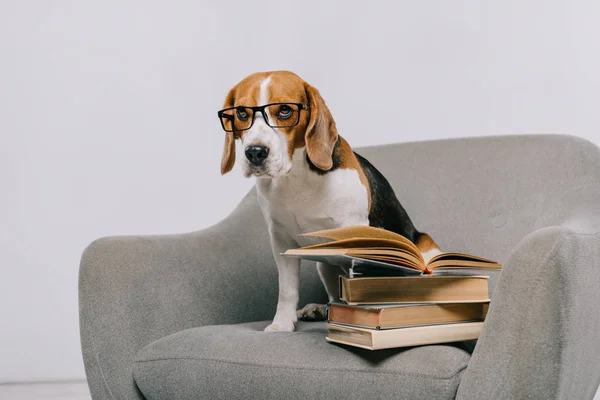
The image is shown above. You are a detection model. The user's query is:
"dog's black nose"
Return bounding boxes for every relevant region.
[245,146,269,166]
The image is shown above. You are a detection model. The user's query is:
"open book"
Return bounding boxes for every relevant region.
[283,225,501,276]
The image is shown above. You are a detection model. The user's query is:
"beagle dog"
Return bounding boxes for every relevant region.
[219,71,440,332]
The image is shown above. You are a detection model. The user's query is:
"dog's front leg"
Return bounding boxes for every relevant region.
[264,232,300,332]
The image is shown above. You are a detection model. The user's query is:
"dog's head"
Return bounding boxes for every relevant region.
[218,71,338,178]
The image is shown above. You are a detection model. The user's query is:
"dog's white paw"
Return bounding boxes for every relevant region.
[264,320,296,332]
[297,303,328,321]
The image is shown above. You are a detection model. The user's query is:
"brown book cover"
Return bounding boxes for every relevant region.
[283,225,502,276]
[339,275,489,305]
[328,301,489,329]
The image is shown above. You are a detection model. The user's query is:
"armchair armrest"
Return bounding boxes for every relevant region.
[79,188,326,399]
[457,217,600,399]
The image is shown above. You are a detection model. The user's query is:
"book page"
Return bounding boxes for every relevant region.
[429,260,502,270]
[427,252,501,270]
[300,226,419,251]
[428,252,498,263]
[346,249,423,268]
[301,237,420,258]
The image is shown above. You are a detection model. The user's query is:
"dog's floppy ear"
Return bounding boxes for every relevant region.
[304,83,338,171]
[220,88,236,175]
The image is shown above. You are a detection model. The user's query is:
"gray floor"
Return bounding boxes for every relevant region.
[0,381,90,400]
[0,380,598,399]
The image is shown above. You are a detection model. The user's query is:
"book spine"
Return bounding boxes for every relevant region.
[340,276,350,303]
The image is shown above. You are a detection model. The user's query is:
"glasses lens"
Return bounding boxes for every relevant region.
[220,107,253,131]
[265,104,300,127]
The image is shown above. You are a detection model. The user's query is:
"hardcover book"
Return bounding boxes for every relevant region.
[284,225,501,276]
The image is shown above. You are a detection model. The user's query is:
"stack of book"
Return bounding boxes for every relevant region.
[284,225,502,350]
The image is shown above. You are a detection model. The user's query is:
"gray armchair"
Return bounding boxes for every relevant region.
[79,134,600,399]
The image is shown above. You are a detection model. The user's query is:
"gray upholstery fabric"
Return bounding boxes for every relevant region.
[79,134,600,400]
[132,321,471,400]
[79,190,327,400]
[457,223,600,399]
[457,222,600,399]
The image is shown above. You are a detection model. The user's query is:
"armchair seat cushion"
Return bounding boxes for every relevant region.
[133,320,471,400]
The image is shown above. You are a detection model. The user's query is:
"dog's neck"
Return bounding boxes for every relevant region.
[254,134,371,241]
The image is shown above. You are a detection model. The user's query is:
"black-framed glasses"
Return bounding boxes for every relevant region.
[217,102,308,132]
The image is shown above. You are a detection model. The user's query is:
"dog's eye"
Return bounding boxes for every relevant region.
[277,105,293,120]
[236,108,249,121]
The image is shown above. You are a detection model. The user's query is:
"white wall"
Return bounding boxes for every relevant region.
[1,0,599,383]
